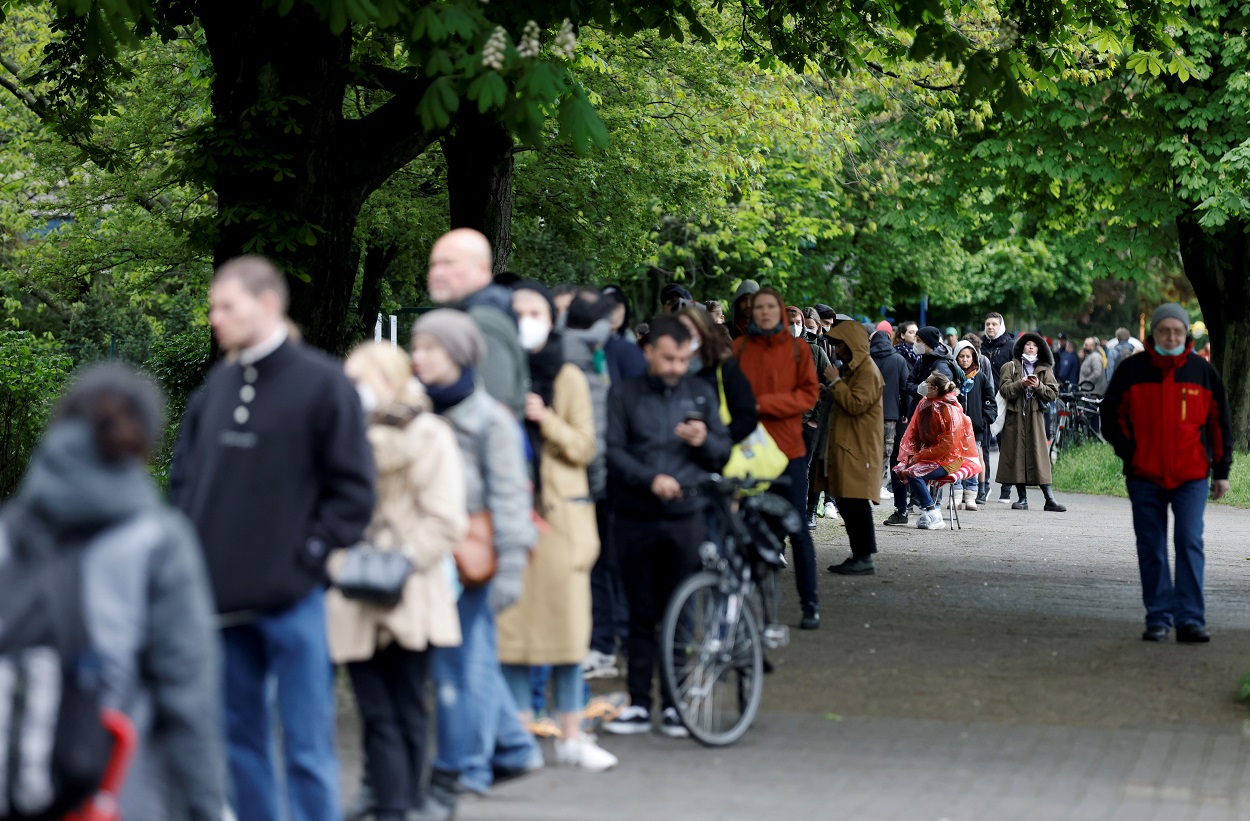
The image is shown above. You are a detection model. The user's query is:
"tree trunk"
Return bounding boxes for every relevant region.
[1176,210,1250,450]
[197,1,439,354]
[353,238,398,340]
[442,109,515,273]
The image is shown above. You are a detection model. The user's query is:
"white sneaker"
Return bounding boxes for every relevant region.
[824,502,839,521]
[604,705,651,735]
[917,509,945,529]
[581,650,619,680]
[555,734,618,772]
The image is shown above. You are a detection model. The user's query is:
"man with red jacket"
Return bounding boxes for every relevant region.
[1101,303,1232,644]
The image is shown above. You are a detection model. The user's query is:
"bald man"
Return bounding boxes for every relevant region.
[427,228,528,417]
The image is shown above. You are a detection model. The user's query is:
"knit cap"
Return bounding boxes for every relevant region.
[412,309,486,369]
[917,326,943,350]
[1151,303,1190,332]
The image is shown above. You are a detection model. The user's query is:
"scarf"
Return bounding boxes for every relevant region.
[425,368,476,414]
[746,321,784,337]
[525,332,566,505]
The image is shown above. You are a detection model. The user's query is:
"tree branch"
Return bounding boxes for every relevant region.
[865,61,958,92]
[340,76,439,201]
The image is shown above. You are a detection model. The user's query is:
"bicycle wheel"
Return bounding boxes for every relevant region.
[661,571,764,747]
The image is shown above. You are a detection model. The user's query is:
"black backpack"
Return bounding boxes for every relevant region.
[0,510,114,820]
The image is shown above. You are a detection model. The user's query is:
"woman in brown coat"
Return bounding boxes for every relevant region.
[997,332,1067,512]
[815,320,886,576]
[496,282,617,772]
[329,342,467,821]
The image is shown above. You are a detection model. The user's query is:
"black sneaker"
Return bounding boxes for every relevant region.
[604,705,651,734]
[799,611,820,630]
[1142,625,1169,642]
[828,557,875,576]
[1176,624,1211,643]
[883,510,909,526]
[660,707,689,738]
[807,511,818,530]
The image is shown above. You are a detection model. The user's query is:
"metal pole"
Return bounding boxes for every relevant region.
[374,313,383,343]
[389,315,397,346]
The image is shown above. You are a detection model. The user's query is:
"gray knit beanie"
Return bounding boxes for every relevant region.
[1150,303,1190,333]
[412,309,486,369]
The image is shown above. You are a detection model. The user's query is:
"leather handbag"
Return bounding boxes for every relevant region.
[454,510,497,588]
[334,522,414,607]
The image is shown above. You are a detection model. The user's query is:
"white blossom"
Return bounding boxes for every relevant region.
[482,26,508,70]
[553,18,577,60]
[518,20,541,58]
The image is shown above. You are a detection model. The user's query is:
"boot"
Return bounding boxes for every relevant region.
[975,481,989,506]
[426,770,459,820]
[1011,484,1028,510]
[997,484,1012,504]
[962,488,978,511]
[1041,484,1067,512]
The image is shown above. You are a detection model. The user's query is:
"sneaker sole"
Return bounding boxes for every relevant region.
[603,722,652,735]
[828,567,875,575]
[582,667,620,681]
[883,520,909,526]
[659,725,690,738]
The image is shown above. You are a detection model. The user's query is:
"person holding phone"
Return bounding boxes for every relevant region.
[996,332,1067,512]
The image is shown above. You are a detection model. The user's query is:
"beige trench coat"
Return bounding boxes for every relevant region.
[813,321,885,503]
[325,409,466,664]
[497,364,600,666]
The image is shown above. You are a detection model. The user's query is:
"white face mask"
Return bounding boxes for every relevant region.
[518,316,552,352]
[791,323,803,338]
[915,383,931,398]
[1022,352,1038,363]
[913,342,927,356]
[356,384,378,414]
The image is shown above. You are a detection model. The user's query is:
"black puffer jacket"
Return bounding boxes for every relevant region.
[905,342,961,415]
[870,331,909,423]
[607,374,732,517]
[982,331,1016,393]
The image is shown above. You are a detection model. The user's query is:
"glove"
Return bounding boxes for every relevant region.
[489,549,528,613]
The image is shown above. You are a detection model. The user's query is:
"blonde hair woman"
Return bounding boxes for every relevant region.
[329,342,467,821]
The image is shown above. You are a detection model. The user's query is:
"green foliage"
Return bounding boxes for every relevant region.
[0,329,72,498]
[142,327,211,485]
[1051,440,1250,508]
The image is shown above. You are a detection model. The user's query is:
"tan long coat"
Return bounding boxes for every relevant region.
[997,336,1059,486]
[325,410,466,663]
[813,321,885,502]
[497,364,600,666]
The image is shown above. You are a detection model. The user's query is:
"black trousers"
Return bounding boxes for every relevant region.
[347,643,432,819]
[590,499,628,655]
[617,512,703,711]
[834,497,878,559]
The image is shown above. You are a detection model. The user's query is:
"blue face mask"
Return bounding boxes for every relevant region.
[1155,343,1186,357]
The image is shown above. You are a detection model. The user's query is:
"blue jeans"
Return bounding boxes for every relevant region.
[432,585,541,791]
[1127,478,1208,629]
[893,467,949,510]
[503,664,583,716]
[221,588,339,821]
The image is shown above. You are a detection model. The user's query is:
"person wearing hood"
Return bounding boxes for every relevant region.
[729,279,760,339]
[816,321,886,576]
[733,286,821,629]
[1,364,225,821]
[1100,303,1232,643]
[563,290,633,683]
[427,229,529,419]
[660,283,694,314]
[497,283,618,772]
[870,330,909,495]
[332,344,467,821]
[890,372,983,530]
[996,332,1067,512]
[982,312,1015,394]
[952,340,997,510]
[411,309,542,804]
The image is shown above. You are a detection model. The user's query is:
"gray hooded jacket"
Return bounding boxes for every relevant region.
[0,422,224,821]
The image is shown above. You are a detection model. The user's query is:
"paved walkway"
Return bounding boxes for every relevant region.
[448,488,1250,820]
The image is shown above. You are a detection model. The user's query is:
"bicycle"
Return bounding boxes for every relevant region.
[1050,390,1103,460]
[659,474,799,747]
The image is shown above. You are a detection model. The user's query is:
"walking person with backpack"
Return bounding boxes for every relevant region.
[733,287,822,630]
[170,257,375,821]
[1,364,225,821]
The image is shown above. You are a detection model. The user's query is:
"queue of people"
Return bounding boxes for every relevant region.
[0,230,1233,821]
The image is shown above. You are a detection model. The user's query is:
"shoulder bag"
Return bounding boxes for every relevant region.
[334,520,415,608]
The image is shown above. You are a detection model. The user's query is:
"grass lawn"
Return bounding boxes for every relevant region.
[1050,441,1250,508]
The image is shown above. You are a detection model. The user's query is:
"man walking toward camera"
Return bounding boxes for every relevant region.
[1100,303,1232,644]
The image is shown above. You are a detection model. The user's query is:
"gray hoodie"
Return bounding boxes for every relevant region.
[0,422,225,821]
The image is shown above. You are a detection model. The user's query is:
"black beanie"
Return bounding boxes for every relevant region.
[917,326,943,350]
